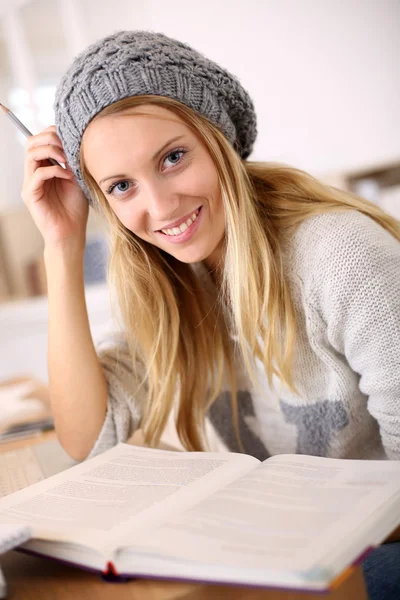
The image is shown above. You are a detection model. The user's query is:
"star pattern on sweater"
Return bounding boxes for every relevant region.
[281,399,349,456]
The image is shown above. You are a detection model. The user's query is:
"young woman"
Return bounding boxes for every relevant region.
[21,30,399,598]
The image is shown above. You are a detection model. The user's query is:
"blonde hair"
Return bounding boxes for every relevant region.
[80,95,400,452]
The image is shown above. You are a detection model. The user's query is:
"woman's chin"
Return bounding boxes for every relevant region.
[165,243,212,264]
[171,250,208,264]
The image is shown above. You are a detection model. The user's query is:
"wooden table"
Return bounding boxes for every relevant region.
[0,433,370,600]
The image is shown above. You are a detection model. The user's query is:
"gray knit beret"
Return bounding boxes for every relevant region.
[53,30,257,203]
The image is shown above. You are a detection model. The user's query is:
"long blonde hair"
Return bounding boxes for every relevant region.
[80,95,400,452]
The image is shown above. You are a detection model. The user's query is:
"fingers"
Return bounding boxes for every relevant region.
[24,129,67,180]
[22,164,73,206]
[24,143,68,179]
[25,129,64,170]
[26,129,64,153]
[21,126,73,207]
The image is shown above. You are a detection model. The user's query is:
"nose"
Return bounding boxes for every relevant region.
[144,179,180,225]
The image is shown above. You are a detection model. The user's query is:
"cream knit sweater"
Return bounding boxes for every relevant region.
[87,210,400,461]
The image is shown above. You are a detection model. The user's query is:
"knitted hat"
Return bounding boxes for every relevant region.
[53,30,257,203]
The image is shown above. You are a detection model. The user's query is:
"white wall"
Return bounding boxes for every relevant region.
[0,76,25,210]
[82,0,400,176]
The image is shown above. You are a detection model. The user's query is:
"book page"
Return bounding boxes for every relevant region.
[0,442,258,554]
[121,453,400,580]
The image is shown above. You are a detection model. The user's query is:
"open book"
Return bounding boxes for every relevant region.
[0,443,399,592]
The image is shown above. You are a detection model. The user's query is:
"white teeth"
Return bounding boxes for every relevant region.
[160,208,200,236]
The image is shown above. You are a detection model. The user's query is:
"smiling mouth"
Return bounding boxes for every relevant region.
[157,206,202,236]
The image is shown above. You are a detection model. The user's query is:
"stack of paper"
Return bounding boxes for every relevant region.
[0,380,52,439]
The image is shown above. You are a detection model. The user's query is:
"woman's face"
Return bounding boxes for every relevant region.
[82,104,225,267]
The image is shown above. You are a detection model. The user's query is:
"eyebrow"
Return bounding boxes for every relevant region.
[98,135,185,186]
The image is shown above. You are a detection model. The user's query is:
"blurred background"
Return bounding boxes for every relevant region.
[0,0,399,383]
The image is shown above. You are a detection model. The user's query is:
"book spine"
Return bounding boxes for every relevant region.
[17,548,134,583]
[101,561,133,583]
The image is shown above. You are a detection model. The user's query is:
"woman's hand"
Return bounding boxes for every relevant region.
[21,125,89,249]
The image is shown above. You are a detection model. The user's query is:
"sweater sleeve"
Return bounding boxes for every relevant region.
[85,330,147,459]
[306,211,400,460]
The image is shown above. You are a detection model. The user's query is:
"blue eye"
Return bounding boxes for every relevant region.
[106,180,133,197]
[163,149,186,168]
